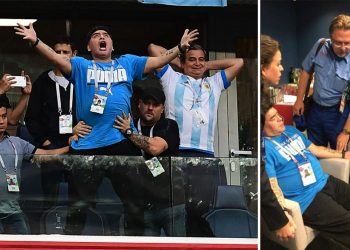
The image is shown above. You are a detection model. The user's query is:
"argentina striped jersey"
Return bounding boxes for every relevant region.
[155,64,230,154]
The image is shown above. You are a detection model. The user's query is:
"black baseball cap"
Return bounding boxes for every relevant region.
[140,87,166,105]
[86,26,112,45]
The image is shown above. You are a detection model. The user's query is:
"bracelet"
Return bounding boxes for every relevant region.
[343,128,350,135]
[342,150,346,159]
[177,44,185,54]
[31,38,40,48]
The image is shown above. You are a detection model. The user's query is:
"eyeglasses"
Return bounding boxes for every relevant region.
[331,39,350,48]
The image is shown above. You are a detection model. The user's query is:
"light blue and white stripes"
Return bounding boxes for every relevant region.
[157,65,229,154]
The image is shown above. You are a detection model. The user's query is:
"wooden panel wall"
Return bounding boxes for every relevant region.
[210,51,239,158]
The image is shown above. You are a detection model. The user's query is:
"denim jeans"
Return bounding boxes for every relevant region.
[143,204,186,236]
[0,212,29,234]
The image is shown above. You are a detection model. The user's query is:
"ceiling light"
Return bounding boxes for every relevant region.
[0,19,37,27]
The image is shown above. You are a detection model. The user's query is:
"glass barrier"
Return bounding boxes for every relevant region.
[1,154,257,237]
[170,157,257,237]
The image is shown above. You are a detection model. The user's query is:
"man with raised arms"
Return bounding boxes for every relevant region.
[15,23,198,235]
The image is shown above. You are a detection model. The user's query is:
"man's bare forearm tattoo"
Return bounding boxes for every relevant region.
[321,146,341,157]
[164,48,176,56]
[269,177,286,207]
[131,134,150,150]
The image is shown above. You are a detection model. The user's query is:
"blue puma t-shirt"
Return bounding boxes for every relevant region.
[69,55,147,149]
[264,126,328,213]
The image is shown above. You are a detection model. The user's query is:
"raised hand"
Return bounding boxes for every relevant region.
[180,29,199,51]
[15,23,73,77]
[14,23,37,45]
[0,74,15,94]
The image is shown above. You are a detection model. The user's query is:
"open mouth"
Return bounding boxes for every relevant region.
[99,41,107,51]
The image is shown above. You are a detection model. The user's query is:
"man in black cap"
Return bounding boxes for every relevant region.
[114,86,179,161]
[114,87,185,236]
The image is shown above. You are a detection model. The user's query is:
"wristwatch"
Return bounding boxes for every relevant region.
[124,128,133,138]
[343,129,350,135]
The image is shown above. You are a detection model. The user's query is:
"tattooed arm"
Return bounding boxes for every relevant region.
[129,133,168,156]
[113,112,168,156]
[308,143,350,159]
[14,23,72,76]
[143,29,199,74]
[269,177,286,208]
[148,43,181,72]
[269,177,297,240]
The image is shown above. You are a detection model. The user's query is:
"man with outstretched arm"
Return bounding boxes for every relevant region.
[15,23,198,235]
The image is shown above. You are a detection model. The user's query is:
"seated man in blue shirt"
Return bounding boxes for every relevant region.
[263,100,350,249]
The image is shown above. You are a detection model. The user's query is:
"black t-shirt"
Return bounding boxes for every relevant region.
[136,118,184,209]
[139,118,179,160]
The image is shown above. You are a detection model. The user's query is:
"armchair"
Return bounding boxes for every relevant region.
[262,158,350,250]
